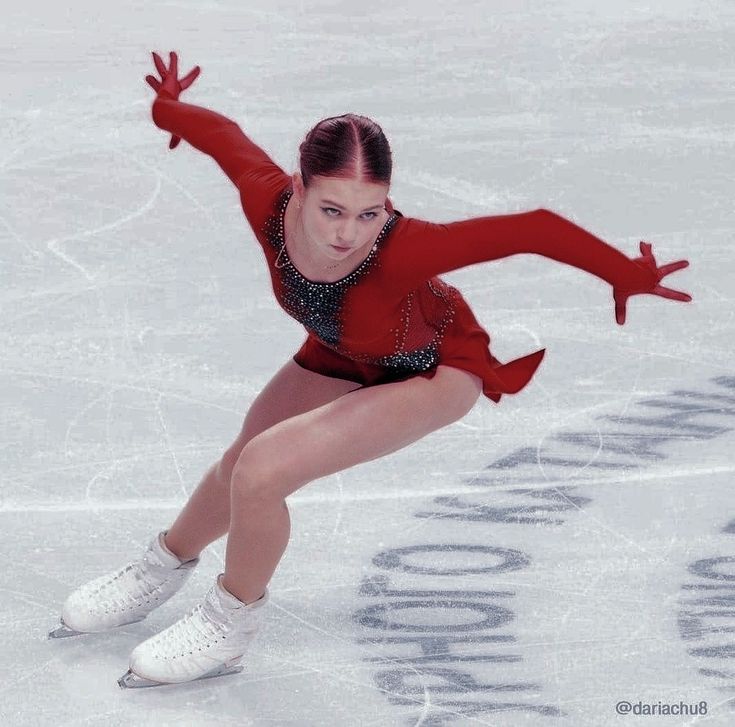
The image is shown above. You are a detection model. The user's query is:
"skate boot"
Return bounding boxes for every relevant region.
[48,530,200,638]
[118,573,269,688]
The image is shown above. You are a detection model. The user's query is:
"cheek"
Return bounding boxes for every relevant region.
[304,211,326,236]
[312,215,332,239]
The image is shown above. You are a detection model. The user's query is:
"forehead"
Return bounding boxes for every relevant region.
[311,175,388,203]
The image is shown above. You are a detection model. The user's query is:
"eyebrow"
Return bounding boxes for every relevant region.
[320,199,384,212]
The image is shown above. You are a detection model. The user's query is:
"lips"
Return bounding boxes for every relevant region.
[331,244,351,252]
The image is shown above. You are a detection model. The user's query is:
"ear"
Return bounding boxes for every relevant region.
[291,171,304,205]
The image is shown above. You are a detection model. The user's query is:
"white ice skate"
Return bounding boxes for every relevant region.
[48,531,200,639]
[118,573,269,688]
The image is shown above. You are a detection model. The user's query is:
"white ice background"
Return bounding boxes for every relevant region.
[1,0,732,725]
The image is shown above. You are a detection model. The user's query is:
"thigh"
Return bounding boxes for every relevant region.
[221,358,363,470]
[236,365,484,500]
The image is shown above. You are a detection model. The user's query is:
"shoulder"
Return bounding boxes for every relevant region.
[238,160,289,199]
[376,213,431,276]
[237,163,291,230]
[381,212,438,249]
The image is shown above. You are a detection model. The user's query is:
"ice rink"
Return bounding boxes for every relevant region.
[2,0,733,724]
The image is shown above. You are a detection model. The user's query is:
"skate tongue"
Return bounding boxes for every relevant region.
[215,574,267,610]
[154,531,196,568]
[215,574,246,609]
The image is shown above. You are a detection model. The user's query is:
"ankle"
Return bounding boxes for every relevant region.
[161,531,199,563]
[219,574,265,606]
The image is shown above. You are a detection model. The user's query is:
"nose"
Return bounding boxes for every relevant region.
[337,219,358,246]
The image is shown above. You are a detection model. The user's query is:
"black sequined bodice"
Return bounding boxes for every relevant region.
[262,188,399,348]
[261,187,458,375]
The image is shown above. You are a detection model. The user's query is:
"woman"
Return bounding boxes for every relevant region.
[49,52,691,688]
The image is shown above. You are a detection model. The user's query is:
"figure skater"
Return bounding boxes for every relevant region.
[49,51,692,688]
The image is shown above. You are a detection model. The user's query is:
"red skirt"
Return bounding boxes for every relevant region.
[292,298,545,404]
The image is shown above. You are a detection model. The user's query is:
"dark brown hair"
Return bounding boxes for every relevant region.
[298,113,392,188]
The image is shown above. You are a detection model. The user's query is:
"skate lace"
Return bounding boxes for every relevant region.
[159,598,232,655]
[192,602,227,644]
[102,553,173,612]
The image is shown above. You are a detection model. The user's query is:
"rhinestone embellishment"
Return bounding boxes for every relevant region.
[262,188,398,347]
[262,187,458,376]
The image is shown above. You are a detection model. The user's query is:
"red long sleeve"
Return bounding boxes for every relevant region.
[151,94,285,188]
[386,208,656,295]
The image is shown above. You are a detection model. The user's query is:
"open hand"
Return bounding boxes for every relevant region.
[145,51,201,149]
[613,241,691,325]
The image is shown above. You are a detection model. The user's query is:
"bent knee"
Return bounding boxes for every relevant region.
[435,366,483,419]
[230,435,293,499]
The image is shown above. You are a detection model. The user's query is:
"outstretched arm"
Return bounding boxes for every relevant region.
[389,207,690,323]
[151,94,282,187]
[146,51,284,188]
[392,208,653,288]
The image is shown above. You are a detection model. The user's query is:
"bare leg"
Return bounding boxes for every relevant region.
[162,459,235,562]
[162,359,362,562]
[222,366,483,604]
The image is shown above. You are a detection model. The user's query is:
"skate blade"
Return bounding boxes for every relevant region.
[48,615,146,639]
[48,623,83,639]
[118,663,244,689]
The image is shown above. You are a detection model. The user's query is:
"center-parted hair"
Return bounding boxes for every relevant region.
[298,113,392,188]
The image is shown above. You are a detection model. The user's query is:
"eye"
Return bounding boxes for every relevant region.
[321,207,379,220]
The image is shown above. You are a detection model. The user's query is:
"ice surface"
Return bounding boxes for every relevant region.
[2,0,733,724]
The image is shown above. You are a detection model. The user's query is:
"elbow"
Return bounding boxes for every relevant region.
[535,207,565,226]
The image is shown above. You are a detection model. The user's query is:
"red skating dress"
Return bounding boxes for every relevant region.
[152,95,656,403]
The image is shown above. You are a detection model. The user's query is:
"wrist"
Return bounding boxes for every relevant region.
[156,88,177,102]
[617,259,656,293]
